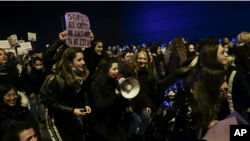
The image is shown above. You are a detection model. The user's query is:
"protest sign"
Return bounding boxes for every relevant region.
[202,111,248,141]
[65,12,91,48]
[28,32,36,41]
[7,34,19,48]
[19,40,25,44]
[0,40,11,49]
[20,42,33,51]
[17,47,28,55]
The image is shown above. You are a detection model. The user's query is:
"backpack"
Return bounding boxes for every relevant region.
[40,74,64,103]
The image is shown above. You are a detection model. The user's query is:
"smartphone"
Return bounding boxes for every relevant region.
[81,110,87,114]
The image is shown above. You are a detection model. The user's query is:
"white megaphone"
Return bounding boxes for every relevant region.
[114,74,140,99]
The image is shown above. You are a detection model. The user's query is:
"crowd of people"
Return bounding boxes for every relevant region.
[0,30,250,141]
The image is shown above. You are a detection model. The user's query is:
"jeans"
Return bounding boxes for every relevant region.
[29,94,45,122]
[127,108,151,137]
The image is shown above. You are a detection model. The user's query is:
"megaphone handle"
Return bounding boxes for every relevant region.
[116,84,121,91]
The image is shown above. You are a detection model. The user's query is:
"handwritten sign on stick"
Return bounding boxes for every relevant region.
[28,32,36,41]
[20,42,32,51]
[17,48,28,55]
[7,34,19,48]
[65,12,91,48]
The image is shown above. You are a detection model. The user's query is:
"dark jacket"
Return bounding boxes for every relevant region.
[45,65,90,121]
[43,39,65,75]
[20,65,47,96]
[226,65,250,123]
[119,65,155,112]
[89,81,125,127]
[0,98,41,141]
[0,62,23,91]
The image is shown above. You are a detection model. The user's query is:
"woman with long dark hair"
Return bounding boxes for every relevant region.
[89,57,127,141]
[120,48,155,141]
[160,42,228,91]
[43,30,94,75]
[0,84,41,141]
[84,38,108,80]
[156,65,228,141]
[186,42,196,58]
[45,47,90,141]
[151,44,165,79]
[157,42,230,121]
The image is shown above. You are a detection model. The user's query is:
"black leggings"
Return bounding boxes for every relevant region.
[91,124,127,141]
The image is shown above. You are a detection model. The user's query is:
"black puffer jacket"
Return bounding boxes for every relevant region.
[45,65,90,120]
[43,39,66,75]
[20,64,47,96]
[89,80,125,128]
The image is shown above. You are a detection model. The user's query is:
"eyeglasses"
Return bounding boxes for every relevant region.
[4,94,18,99]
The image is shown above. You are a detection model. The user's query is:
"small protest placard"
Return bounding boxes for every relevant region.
[20,42,33,51]
[19,40,25,44]
[7,34,19,48]
[65,12,91,48]
[28,32,36,41]
[17,47,28,55]
[0,40,11,49]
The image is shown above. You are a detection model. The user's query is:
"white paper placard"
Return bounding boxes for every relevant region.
[20,42,32,51]
[0,40,11,49]
[28,32,36,41]
[7,34,19,48]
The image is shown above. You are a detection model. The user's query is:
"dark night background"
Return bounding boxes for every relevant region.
[1,1,250,53]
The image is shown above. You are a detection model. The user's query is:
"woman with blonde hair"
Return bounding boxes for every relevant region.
[120,48,156,141]
[165,37,187,76]
[45,47,91,141]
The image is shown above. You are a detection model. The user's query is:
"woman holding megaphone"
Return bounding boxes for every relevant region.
[89,57,127,141]
[119,48,156,141]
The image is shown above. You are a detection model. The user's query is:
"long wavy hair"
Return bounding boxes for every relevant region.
[196,43,221,67]
[165,37,187,65]
[188,65,226,129]
[126,48,153,77]
[57,48,89,87]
